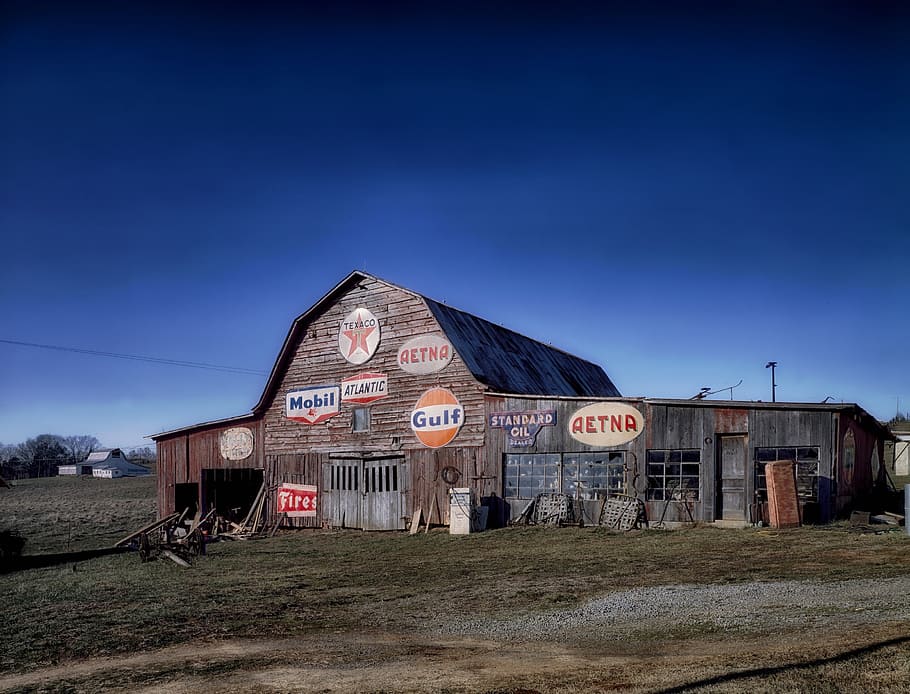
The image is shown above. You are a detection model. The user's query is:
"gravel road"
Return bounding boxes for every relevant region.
[437,576,910,641]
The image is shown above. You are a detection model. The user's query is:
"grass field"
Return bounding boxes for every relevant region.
[2,476,910,692]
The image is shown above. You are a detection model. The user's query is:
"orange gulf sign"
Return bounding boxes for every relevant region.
[410,387,464,448]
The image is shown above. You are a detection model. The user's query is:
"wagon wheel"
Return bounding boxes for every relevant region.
[138,533,152,562]
[186,529,202,557]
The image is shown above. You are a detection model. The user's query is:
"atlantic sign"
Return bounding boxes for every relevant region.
[397,334,454,375]
[411,387,464,448]
[339,307,380,365]
[286,385,341,425]
[568,402,644,446]
[489,409,556,447]
[341,372,388,405]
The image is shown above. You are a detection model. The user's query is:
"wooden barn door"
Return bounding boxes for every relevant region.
[323,457,407,530]
[323,459,362,528]
[361,457,407,531]
[716,435,747,521]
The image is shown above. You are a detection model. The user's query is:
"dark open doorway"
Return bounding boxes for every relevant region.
[202,468,264,524]
[174,483,199,517]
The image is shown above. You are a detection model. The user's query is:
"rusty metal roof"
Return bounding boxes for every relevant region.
[424,297,620,397]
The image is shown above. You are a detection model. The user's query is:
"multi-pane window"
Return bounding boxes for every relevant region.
[352,407,370,433]
[504,452,625,500]
[646,449,700,501]
[754,447,819,501]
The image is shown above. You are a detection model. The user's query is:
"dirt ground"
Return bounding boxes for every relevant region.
[2,623,908,693]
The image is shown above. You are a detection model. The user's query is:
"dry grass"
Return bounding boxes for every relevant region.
[2,476,910,692]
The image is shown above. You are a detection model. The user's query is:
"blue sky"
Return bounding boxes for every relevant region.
[2,2,908,450]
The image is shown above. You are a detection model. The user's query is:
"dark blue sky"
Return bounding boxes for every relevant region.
[2,2,908,447]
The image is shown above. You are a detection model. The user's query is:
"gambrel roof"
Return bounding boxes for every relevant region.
[153,271,620,439]
[423,297,619,398]
[252,271,619,414]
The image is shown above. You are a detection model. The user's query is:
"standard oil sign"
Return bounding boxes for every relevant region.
[568,402,644,446]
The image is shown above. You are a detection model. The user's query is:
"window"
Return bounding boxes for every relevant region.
[754,446,819,501]
[352,407,370,433]
[503,452,625,500]
[646,449,700,501]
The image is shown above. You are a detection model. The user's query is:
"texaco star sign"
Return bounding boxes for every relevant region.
[338,307,381,364]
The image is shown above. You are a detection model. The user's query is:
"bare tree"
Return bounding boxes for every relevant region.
[16,435,68,477]
[61,435,102,464]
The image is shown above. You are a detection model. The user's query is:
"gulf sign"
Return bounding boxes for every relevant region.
[341,372,388,405]
[397,334,454,375]
[410,387,464,448]
[339,307,380,365]
[277,483,317,517]
[286,385,341,424]
[568,402,644,447]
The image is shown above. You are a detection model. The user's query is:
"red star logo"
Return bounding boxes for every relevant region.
[342,311,376,357]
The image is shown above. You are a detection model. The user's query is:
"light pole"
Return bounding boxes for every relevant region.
[765,361,778,402]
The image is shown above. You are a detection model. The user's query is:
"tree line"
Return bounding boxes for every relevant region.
[0,435,156,480]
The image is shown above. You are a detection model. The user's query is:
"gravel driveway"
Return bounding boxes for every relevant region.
[438,576,910,641]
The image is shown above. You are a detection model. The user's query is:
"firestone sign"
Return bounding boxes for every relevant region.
[286,385,341,424]
[277,483,317,517]
[568,402,644,447]
[339,307,380,365]
[397,334,454,375]
[341,372,388,405]
[489,409,556,447]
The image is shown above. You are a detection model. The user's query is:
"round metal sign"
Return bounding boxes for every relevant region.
[410,388,464,448]
[338,307,381,365]
[220,427,254,461]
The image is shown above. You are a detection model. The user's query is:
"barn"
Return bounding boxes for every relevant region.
[151,271,891,529]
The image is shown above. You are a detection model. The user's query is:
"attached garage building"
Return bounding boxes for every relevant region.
[152,272,891,528]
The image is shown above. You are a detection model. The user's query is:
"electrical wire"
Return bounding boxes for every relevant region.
[0,338,268,375]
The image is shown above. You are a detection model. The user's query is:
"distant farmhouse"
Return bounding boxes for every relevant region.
[58,449,151,478]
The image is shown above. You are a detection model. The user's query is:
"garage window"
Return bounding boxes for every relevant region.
[754,446,819,501]
[504,452,625,500]
[646,449,700,501]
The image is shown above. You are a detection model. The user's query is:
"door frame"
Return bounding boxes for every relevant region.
[715,434,748,521]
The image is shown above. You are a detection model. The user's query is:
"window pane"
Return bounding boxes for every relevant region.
[669,451,682,463]
[647,450,666,463]
[798,447,819,460]
[681,450,700,463]
[777,448,796,461]
[756,448,778,462]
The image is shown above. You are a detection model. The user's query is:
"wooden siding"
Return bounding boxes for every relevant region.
[262,276,487,455]
[265,452,324,527]
[407,447,487,526]
[156,419,264,516]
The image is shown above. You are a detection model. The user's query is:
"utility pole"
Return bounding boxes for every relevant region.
[765,361,778,402]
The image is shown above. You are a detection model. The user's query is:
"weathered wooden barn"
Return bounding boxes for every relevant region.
[152,271,890,528]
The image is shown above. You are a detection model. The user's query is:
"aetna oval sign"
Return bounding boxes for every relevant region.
[397,334,454,375]
[568,403,644,447]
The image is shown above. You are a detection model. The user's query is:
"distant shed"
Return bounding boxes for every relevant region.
[58,449,151,478]
[151,271,891,529]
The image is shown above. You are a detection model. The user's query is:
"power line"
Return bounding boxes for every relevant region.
[0,338,269,376]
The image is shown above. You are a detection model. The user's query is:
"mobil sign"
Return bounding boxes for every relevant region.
[277,483,317,517]
[568,402,644,446]
[397,334,454,375]
[286,385,341,424]
[410,387,464,448]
